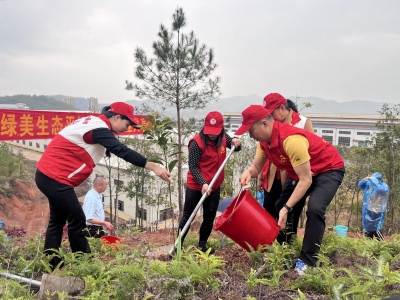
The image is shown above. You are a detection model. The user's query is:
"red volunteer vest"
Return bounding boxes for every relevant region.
[37,115,110,187]
[260,112,305,187]
[260,122,344,180]
[186,134,227,191]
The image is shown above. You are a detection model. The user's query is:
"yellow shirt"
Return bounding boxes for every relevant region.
[255,135,310,167]
[283,135,310,167]
[255,142,265,157]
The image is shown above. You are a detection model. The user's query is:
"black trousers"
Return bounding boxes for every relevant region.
[275,178,308,244]
[87,225,105,238]
[276,168,345,266]
[365,230,384,240]
[35,169,90,268]
[262,178,282,219]
[178,186,220,245]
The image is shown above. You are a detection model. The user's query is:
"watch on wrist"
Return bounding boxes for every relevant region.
[283,203,293,212]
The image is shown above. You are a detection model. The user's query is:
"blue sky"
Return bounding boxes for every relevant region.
[0,0,399,103]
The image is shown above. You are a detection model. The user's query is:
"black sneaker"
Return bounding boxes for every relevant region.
[197,243,215,255]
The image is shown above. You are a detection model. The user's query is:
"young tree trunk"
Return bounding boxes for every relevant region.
[176,104,183,213]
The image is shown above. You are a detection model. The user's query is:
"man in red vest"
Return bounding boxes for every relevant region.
[236,105,345,275]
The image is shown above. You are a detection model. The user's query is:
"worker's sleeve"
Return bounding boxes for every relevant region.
[91,128,147,168]
[282,135,310,167]
[369,177,389,196]
[255,142,266,158]
[358,178,368,190]
[188,141,208,186]
[83,194,96,221]
[225,133,241,152]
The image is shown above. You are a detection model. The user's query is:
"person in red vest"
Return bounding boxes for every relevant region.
[178,111,241,254]
[257,93,314,243]
[237,105,345,275]
[35,102,171,269]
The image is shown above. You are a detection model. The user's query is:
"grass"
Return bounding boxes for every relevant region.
[1,230,400,299]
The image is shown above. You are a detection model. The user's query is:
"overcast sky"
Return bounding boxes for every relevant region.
[1,1,399,104]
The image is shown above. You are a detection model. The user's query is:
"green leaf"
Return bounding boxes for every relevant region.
[168,160,178,172]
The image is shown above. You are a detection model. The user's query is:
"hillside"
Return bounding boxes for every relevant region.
[0,95,77,111]
[1,93,394,117]
[0,159,89,235]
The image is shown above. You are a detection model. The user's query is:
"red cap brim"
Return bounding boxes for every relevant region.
[235,123,252,136]
[204,126,223,135]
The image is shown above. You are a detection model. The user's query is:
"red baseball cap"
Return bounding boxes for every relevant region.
[204,111,224,135]
[263,93,287,110]
[109,102,140,128]
[235,105,272,135]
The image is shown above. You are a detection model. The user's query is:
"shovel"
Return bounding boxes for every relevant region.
[168,145,236,257]
[0,272,84,300]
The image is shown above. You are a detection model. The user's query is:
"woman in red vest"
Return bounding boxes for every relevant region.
[257,93,314,244]
[237,105,344,275]
[179,111,241,254]
[36,102,171,269]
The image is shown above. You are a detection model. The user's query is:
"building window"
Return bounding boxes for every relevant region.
[44,144,47,149]
[118,200,124,212]
[314,129,317,133]
[36,143,40,148]
[322,130,333,134]
[16,140,19,143]
[159,207,173,221]
[22,140,26,145]
[114,179,124,187]
[322,135,333,143]
[357,132,370,136]
[338,136,351,146]
[339,131,351,135]
[137,207,147,221]
[29,141,32,146]
[141,187,147,194]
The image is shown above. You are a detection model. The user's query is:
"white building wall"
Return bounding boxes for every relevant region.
[223,112,381,147]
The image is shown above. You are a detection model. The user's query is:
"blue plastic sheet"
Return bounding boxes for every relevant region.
[358,172,389,231]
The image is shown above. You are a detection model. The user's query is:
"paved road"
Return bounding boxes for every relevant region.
[10,145,42,161]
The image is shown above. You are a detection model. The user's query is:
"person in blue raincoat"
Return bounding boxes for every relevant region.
[358,172,389,240]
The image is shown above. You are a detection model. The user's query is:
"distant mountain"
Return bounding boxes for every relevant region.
[125,95,389,119]
[0,95,77,111]
[2,94,389,117]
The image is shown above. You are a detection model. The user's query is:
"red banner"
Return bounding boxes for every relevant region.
[0,109,148,141]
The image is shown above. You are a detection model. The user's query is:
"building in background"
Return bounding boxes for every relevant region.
[0,103,29,110]
[63,96,75,108]
[223,112,382,147]
[87,97,98,112]
[303,113,382,147]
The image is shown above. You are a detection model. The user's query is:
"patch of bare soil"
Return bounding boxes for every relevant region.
[0,159,89,236]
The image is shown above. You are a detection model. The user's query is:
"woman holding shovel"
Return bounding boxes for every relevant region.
[178,111,241,254]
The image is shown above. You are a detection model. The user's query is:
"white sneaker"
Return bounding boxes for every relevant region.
[294,259,308,276]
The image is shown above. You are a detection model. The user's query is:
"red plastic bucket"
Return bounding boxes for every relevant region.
[214,190,280,252]
[100,235,122,249]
